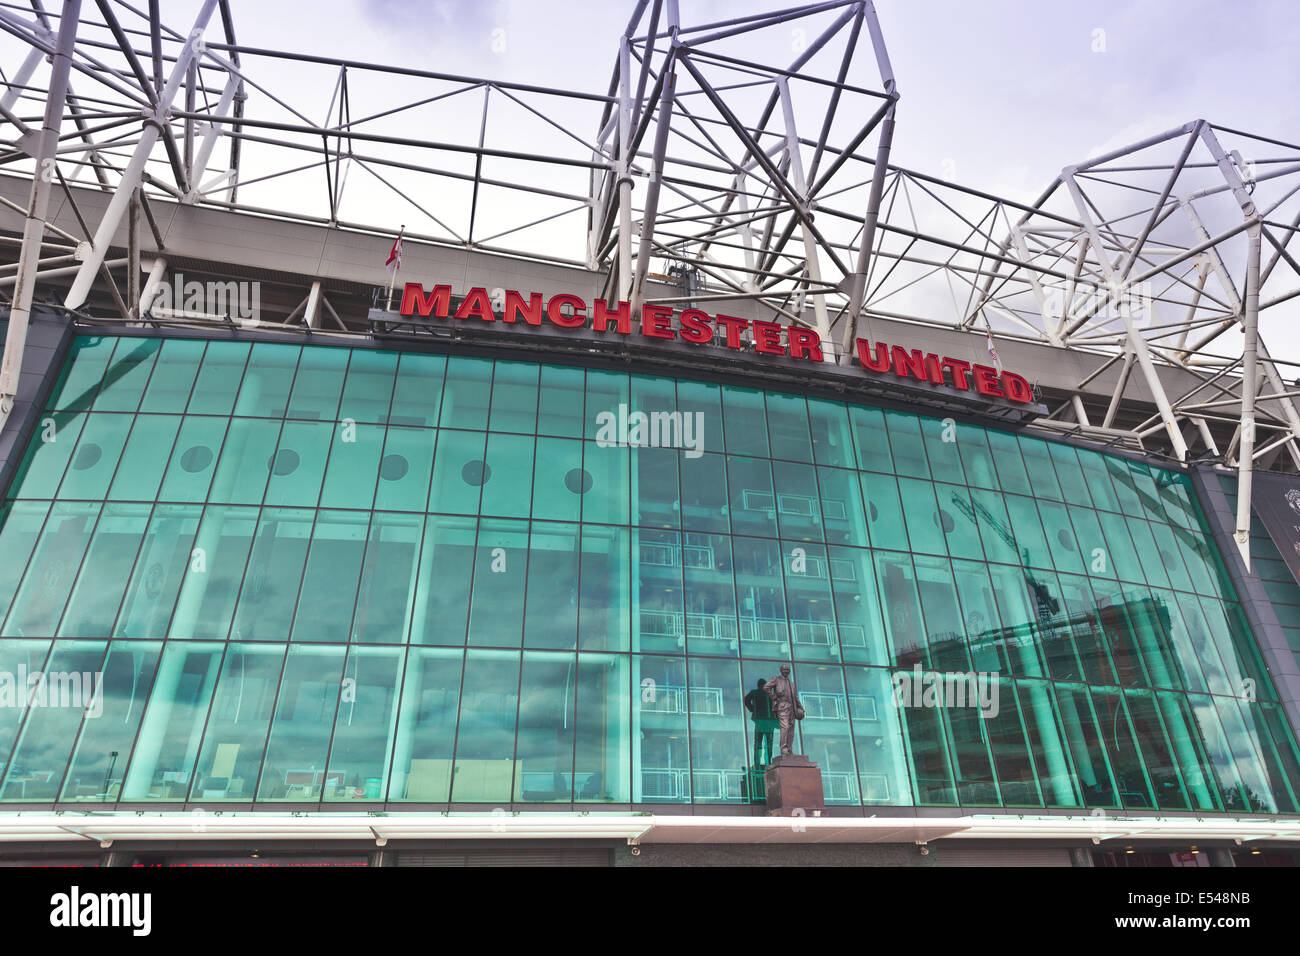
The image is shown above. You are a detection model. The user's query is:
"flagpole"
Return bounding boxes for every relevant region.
[384,224,405,311]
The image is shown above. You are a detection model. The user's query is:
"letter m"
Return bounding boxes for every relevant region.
[401,283,452,317]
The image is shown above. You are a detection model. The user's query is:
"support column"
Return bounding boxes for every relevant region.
[0,0,81,437]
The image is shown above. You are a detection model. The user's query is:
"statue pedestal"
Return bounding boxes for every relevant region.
[763,754,826,817]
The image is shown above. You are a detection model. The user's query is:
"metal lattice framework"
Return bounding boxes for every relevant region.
[1,0,1298,566]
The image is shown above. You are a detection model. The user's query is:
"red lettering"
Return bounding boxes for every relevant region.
[941,357,972,390]
[788,326,823,362]
[892,346,927,380]
[715,315,749,349]
[641,304,676,339]
[1001,371,1034,403]
[923,353,945,385]
[678,309,714,344]
[593,299,631,334]
[752,321,785,356]
[400,283,451,318]
[547,293,586,328]
[502,290,543,325]
[972,364,1005,398]
[856,339,891,372]
[454,287,496,321]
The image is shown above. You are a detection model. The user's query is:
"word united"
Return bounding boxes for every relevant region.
[400,283,1035,403]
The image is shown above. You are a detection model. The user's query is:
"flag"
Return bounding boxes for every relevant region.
[385,230,404,281]
[986,329,1003,375]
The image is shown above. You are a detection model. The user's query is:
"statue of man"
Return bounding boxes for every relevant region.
[763,663,805,757]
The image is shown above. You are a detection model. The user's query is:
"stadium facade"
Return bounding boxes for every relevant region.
[0,0,1299,866]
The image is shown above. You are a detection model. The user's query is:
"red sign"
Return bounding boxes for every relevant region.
[400,283,1034,404]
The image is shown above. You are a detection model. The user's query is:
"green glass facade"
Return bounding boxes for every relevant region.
[0,332,1297,812]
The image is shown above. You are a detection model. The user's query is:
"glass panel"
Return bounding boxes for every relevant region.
[1053,682,1119,806]
[92,338,160,413]
[845,666,913,805]
[537,365,585,438]
[185,341,250,416]
[410,515,475,646]
[574,653,630,802]
[875,551,925,668]
[860,473,906,551]
[985,429,1031,495]
[389,646,463,802]
[467,518,528,647]
[428,429,487,515]
[954,423,998,489]
[734,537,789,658]
[57,502,150,637]
[579,524,630,652]
[829,546,889,666]
[772,461,822,542]
[848,405,892,474]
[784,542,838,664]
[934,483,984,562]
[139,339,205,413]
[807,398,853,468]
[523,521,580,650]
[167,505,258,641]
[532,437,583,522]
[514,651,576,802]
[47,337,116,412]
[488,361,539,433]
[0,502,52,626]
[263,420,332,508]
[324,646,403,801]
[883,410,929,478]
[290,510,368,643]
[59,640,161,802]
[679,450,728,534]
[388,352,446,428]
[480,433,534,519]
[816,466,867,548]
[372,426,435,512]
[338,349,397,424]
[984,676,1043,807]
[318,418,383,510]
[3,501,99,637]
[230,508,312,642]
[353,512,423,644]
[633,655,690,802]
[285,346,347,420]
[581,440,628,525]
[158,416,228,504]
[8,410,85,499]
[188,642,284,801]
[120,641,224,800]
[115,504,201,639]
[919,414,964,484]
[256,644,346,801]
[633,444,680,529]
[233,343,299,417]
[1,640,106,801]
[208,417,280,505]
[721,386,770,458]
[765,392,812,462]
[57,413,131,500]
[687,656,746,803]
[583,370,628,441]
[1017,436,1062,500]
[108,414,180,501]
[451,649,520,802]
[897,477,945,556]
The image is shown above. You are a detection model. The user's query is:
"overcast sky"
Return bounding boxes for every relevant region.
[248,0,1300,205]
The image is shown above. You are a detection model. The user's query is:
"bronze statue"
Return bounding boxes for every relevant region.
[763,663,805,757]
